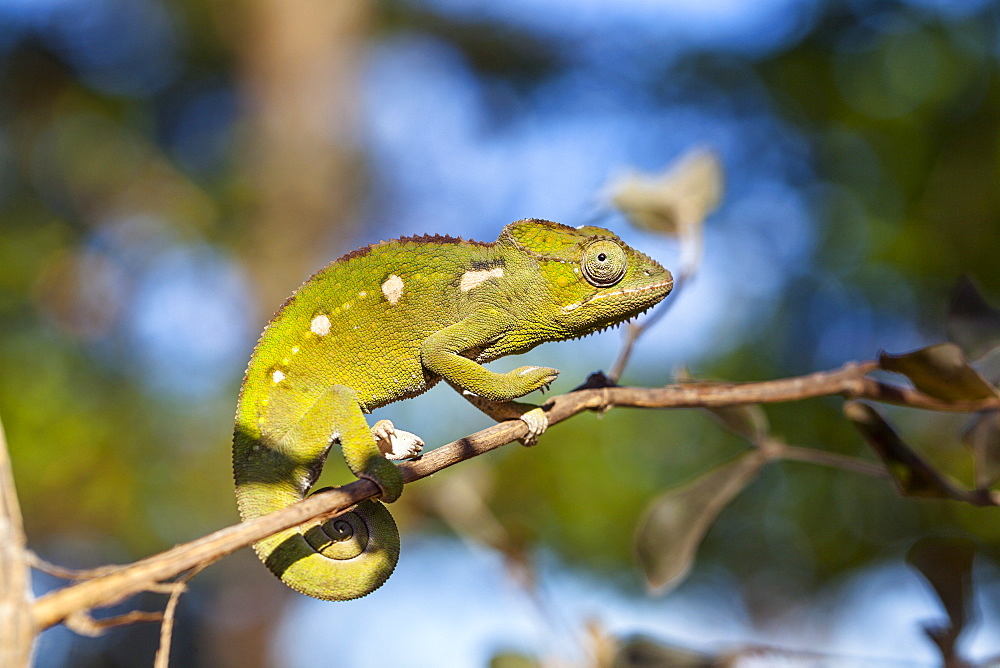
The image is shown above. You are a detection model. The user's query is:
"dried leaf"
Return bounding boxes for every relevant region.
[947,276,1000,361]
[635,451,765,594]
[906,537,975,665]
[844,401,962,499]
[609,147,722,241]
[879,343,997,402]
[977,347,1000,387]
[488,651,542,668]
[707,405,770,443]
[962,412,1000,489]
[674,367,769,442]
[612,635,718,668]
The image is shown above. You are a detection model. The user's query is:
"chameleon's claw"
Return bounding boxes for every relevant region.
[518,407,549,447]
[372,419,425,460]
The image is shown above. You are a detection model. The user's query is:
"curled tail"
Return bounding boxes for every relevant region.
[233,427,400,601]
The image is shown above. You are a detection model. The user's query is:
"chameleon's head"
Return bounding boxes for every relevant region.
[496,219,673,343]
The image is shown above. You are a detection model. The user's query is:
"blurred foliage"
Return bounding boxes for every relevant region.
[3,0,1000,664]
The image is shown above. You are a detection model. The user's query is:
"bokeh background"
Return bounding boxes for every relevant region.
[2,0,1000,665]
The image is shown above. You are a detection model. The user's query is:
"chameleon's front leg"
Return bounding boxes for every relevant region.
[454,387,550,445]
[422,315,555,443]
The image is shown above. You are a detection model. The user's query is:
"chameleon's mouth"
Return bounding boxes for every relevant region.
[559,275,674,314]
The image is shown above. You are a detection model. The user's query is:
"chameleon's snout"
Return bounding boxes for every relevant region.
[632,249,674,299]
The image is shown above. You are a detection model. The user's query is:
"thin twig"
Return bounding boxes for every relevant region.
[29,360,1000,631]
[154,565,206,668]
[609,269,690,383]
[28,552,126,580]
[65,610,164,637]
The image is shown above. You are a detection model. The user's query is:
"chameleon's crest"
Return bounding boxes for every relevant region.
[501,218,606,259]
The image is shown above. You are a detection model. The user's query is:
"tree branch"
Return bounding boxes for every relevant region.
[30,360,1000,631]
[0,414,33,665]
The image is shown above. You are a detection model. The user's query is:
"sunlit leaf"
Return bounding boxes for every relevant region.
[962,412,1000,489]
[947,276,1000,361]
[608,148,722,277]
[906,537,975,664]
[879,343,997,402]
[844,401,962,499]
[609,147,723,237]
[488,651,541,668]
[635,451,766,593]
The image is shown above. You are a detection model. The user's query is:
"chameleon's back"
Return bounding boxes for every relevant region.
[239,234,490,425]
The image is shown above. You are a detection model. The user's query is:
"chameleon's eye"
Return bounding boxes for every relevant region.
[582,240,627,287]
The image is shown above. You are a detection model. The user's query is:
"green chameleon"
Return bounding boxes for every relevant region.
[232,218,673,600]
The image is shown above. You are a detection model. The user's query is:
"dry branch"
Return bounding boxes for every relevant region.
[30,360,1000,632]
[0,415,33,666]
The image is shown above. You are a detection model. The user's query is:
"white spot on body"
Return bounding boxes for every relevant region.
[311,314,331,336]
[459,267,504,292]
[382,274,405,305]
[272,369,285,383]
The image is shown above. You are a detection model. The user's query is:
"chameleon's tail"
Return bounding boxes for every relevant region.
[233,431,400,601]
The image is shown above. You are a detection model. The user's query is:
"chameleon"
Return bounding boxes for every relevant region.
[232,218,673,600]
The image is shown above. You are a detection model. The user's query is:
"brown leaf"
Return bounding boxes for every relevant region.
[612,635,718,667]
[707,405,770,443]
[947,276,1000,361]
[906,537,975,665]
[487,651,542,668]
[674,367,770,442]
[879,343,997,402]
[844,401,963,499]
[635,451,766,594]
[962,412,1000,490]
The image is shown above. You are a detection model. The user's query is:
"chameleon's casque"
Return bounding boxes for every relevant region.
[233,218,672,600]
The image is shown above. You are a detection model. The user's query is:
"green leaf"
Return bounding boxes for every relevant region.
[962,412,1000,489]
[844,401,962,499]
[635,451,766,594]
[947,275,1000,361]
[878,343,997,402]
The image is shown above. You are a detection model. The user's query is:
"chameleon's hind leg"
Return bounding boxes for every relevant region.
[371,419,425,460]
[234,383,405,600]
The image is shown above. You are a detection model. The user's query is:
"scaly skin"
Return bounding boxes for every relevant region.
[233,218,673,600]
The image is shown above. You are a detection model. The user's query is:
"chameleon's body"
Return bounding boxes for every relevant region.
[233,219,672,600]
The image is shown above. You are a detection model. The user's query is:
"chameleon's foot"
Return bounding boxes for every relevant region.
[518,407,549,446]
[372,419,425,460]
[513,366,560,394]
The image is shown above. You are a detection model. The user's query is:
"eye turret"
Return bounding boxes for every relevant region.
[581,240,627,287]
